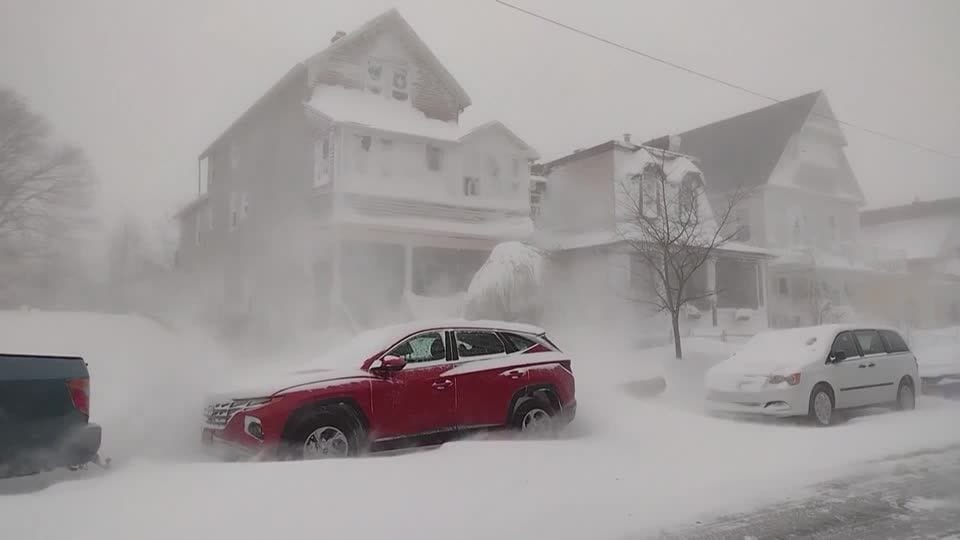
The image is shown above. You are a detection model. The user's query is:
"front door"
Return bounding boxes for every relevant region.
[829,331,873,408]
[371,330,456,440]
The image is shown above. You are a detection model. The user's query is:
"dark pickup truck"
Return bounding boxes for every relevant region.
[0,354,102,478]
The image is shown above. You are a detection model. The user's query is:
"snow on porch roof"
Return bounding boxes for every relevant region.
[532,227,773,257]
[307,84,462,142]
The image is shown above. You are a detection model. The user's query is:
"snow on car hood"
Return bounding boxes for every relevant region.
[708,327,830,378]
[209,365,369,402]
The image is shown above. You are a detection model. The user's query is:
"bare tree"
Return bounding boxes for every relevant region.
[618,149,747,359]
[0,89,95,252]
[0,88,97,305]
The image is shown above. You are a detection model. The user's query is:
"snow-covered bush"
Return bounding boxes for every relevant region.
[462,241,545,323]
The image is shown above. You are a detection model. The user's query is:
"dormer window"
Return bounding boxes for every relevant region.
[639,165,661,219]
[679,172,701,215]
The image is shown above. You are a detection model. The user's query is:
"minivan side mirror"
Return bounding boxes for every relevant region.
[828,350,847,363]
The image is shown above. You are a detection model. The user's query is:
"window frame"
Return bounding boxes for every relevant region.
[452,329,507,360]
[878,330,910,353]
[383,330,450,367]
[829,330,862,362]
[853,329,886,357]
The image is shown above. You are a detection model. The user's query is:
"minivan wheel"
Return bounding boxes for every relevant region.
[809,385,835,427]
[512,399,556,438]
[282,407,363,460]
[896,379,916,411]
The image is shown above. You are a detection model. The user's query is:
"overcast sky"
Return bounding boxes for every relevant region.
[1,0,957,225]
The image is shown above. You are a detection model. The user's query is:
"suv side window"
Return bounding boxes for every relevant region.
[854,330,885,356]
[501,332,537,352]
[455,330,505,358]
[879,330,909,353]
[387,331,446,364]
[831,331,860,360]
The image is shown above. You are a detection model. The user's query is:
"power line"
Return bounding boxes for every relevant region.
[495,0,960,160]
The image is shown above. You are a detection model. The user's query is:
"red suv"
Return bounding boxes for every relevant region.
[203,320,576,459]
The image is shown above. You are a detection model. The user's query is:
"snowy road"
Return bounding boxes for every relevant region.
[3,396,960,540]
[658,444,960,539]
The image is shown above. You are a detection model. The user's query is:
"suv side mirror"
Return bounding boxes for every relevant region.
[375,355,407,372]
[828,350,847,363]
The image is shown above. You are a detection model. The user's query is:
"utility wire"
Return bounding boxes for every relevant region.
[495,0,960,160]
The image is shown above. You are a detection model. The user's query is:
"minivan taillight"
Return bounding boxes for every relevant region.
[67,378,90,416]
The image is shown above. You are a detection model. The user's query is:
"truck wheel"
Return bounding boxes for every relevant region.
[282,407,364,460]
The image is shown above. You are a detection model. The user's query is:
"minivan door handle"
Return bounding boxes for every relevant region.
[867,362,876,368]
[858,364,868,368]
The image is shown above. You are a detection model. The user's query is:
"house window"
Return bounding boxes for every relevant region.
[640,167,660,219]
[778,277,789,296]
[366,59,383,95]
[716,258,759,309]
[229,192,240,232]
[314,135,331,186]
[736,209,751,241]
[679,174,699,215]
[463,176,479,196]
[426,145,444,172]
[391,67,408,101]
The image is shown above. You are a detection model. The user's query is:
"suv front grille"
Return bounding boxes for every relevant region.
[204,401,241,426]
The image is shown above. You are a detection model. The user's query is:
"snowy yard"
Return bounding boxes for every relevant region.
[3,312,960,539]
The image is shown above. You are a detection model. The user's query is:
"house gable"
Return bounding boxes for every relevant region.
[768,92,865,203]
[306,9,470,122]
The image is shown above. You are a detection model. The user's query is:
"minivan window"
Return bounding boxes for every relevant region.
[455,330,505,358]
[831,332,860,359]
[854,330,885,356]
[879,330,910,353]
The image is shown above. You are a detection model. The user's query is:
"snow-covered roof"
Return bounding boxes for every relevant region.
[771,249,905,274]
[460,121,540,160]
[860,216,956,260]
[532,226,772,257]
[308,84,462,142]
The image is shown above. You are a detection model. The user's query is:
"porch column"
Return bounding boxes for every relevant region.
[403,243,414,295]
[707,256,718,327]
[757,260,766,308]
[330,239,342,314]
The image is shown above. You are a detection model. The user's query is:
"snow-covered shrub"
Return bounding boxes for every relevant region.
[462,241,545,323]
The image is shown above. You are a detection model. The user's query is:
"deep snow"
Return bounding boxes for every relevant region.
[2,312,960,540]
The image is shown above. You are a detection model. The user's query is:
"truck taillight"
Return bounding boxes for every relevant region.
[67,378,90,416]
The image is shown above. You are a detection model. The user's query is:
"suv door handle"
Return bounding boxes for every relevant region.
[858,364,868,368]
[432,379,453,390]
[504,370,523,380]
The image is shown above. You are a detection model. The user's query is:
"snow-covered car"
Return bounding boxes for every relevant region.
[202,320,576,459]
[913,343,960,385]
[705,325,919,426]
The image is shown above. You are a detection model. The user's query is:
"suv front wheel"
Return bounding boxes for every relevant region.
[282,406,364,460]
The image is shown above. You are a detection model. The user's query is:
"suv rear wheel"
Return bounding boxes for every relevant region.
[282,407,364,460]
[512,398,556,438]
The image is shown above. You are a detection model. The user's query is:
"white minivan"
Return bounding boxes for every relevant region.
[705,324,919,425]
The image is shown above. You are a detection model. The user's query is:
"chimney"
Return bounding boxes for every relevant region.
[331,30,346,43]
[668,134,682,152]
[623,133,632,144]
